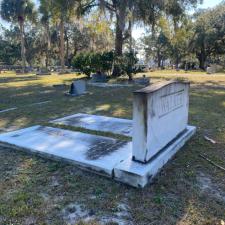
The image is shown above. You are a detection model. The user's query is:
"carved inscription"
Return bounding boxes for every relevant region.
[159,90,184,118]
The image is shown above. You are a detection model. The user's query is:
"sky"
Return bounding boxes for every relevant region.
[0,0,223,39]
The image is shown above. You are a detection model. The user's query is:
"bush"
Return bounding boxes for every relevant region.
[72,52,92,77]
[72,51,114,77]
[72,50,138,79]
[113,51,138,79]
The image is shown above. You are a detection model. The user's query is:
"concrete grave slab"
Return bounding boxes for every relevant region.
[0,107,17,114]
[0,126,131,177]
[29,101,51,106]
[114,125,196,188]
[51,113,133,137]
[88,82,132,88]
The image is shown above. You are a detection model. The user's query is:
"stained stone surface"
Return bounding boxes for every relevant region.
[0,126,131,176]
[133,81,190,163]
[51,113,133,137]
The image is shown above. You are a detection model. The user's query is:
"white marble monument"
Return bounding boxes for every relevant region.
[132,81,190,163]
[0,80,196,188]
[114,81,196,187]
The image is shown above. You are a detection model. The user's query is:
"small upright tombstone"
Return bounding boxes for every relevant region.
[91,72,107,83]
[66,80,86,96]
[207,64,223,74]
[135,75,150,86]
[15,69,23,75]
[36,68,51,75]
[206,66,214,74]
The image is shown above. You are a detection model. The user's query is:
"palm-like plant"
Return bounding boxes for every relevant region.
[50,0,78,71]
[39,0,52,68]
[0,0,36,72]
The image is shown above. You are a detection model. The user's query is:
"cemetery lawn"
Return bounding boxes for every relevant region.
[0,70,225,225]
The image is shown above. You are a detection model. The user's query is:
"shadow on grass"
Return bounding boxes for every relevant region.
[0,75,40,83]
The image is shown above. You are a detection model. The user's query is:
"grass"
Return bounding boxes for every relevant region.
[0,70,224,225]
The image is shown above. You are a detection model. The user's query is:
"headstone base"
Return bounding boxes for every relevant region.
[114,125,196,188]
[65,92,87,97]
[0,124,196,188]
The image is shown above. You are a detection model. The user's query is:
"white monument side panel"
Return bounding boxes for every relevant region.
[132,94,148,161]
[146,82,189,161]
[132,81,190,163]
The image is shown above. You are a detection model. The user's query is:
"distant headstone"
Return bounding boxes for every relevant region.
[15,69,23,75]
[132,81,190,163]
[91,72,107,83]
[135,75,150,86]
[36,68,51,75]
[66,80,86,96]
[207,64,223,74]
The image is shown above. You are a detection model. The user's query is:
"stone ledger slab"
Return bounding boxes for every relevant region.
[51,113,133,137]
[0,126,131,177]
[114,125,196,188]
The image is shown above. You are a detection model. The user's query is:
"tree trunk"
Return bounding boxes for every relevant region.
[59,17,65,71]
[19,20,26,73]
[157,48,161,68]
[198,49,206,70]
[65,29,69,67]
[175,54,179,70]
[112,16,123,77]
[115,14,123,56]
[45,22,51,68]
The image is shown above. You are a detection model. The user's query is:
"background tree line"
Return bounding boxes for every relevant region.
[0,0,223,77]
[142,2,225,70]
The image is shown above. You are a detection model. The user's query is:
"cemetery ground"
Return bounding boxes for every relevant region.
[0,70,224,225]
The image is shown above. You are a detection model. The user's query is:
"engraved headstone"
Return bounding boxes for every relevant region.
[132,81,190,163]
[67,80,86,96]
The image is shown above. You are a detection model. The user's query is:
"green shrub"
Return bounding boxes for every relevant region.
[72,50,137,79]
[113,51,138,79]
[72,52,92,77]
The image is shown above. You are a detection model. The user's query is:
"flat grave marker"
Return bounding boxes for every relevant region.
[51,113,132,137]
[0,126,131,176]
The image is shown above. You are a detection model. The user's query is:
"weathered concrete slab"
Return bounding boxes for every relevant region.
[29,101,51,106]
[114,125,196,188]
[51,113,133,137]
[0,126,131,177]
[88,82,132,88]
[0,107,17,114]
